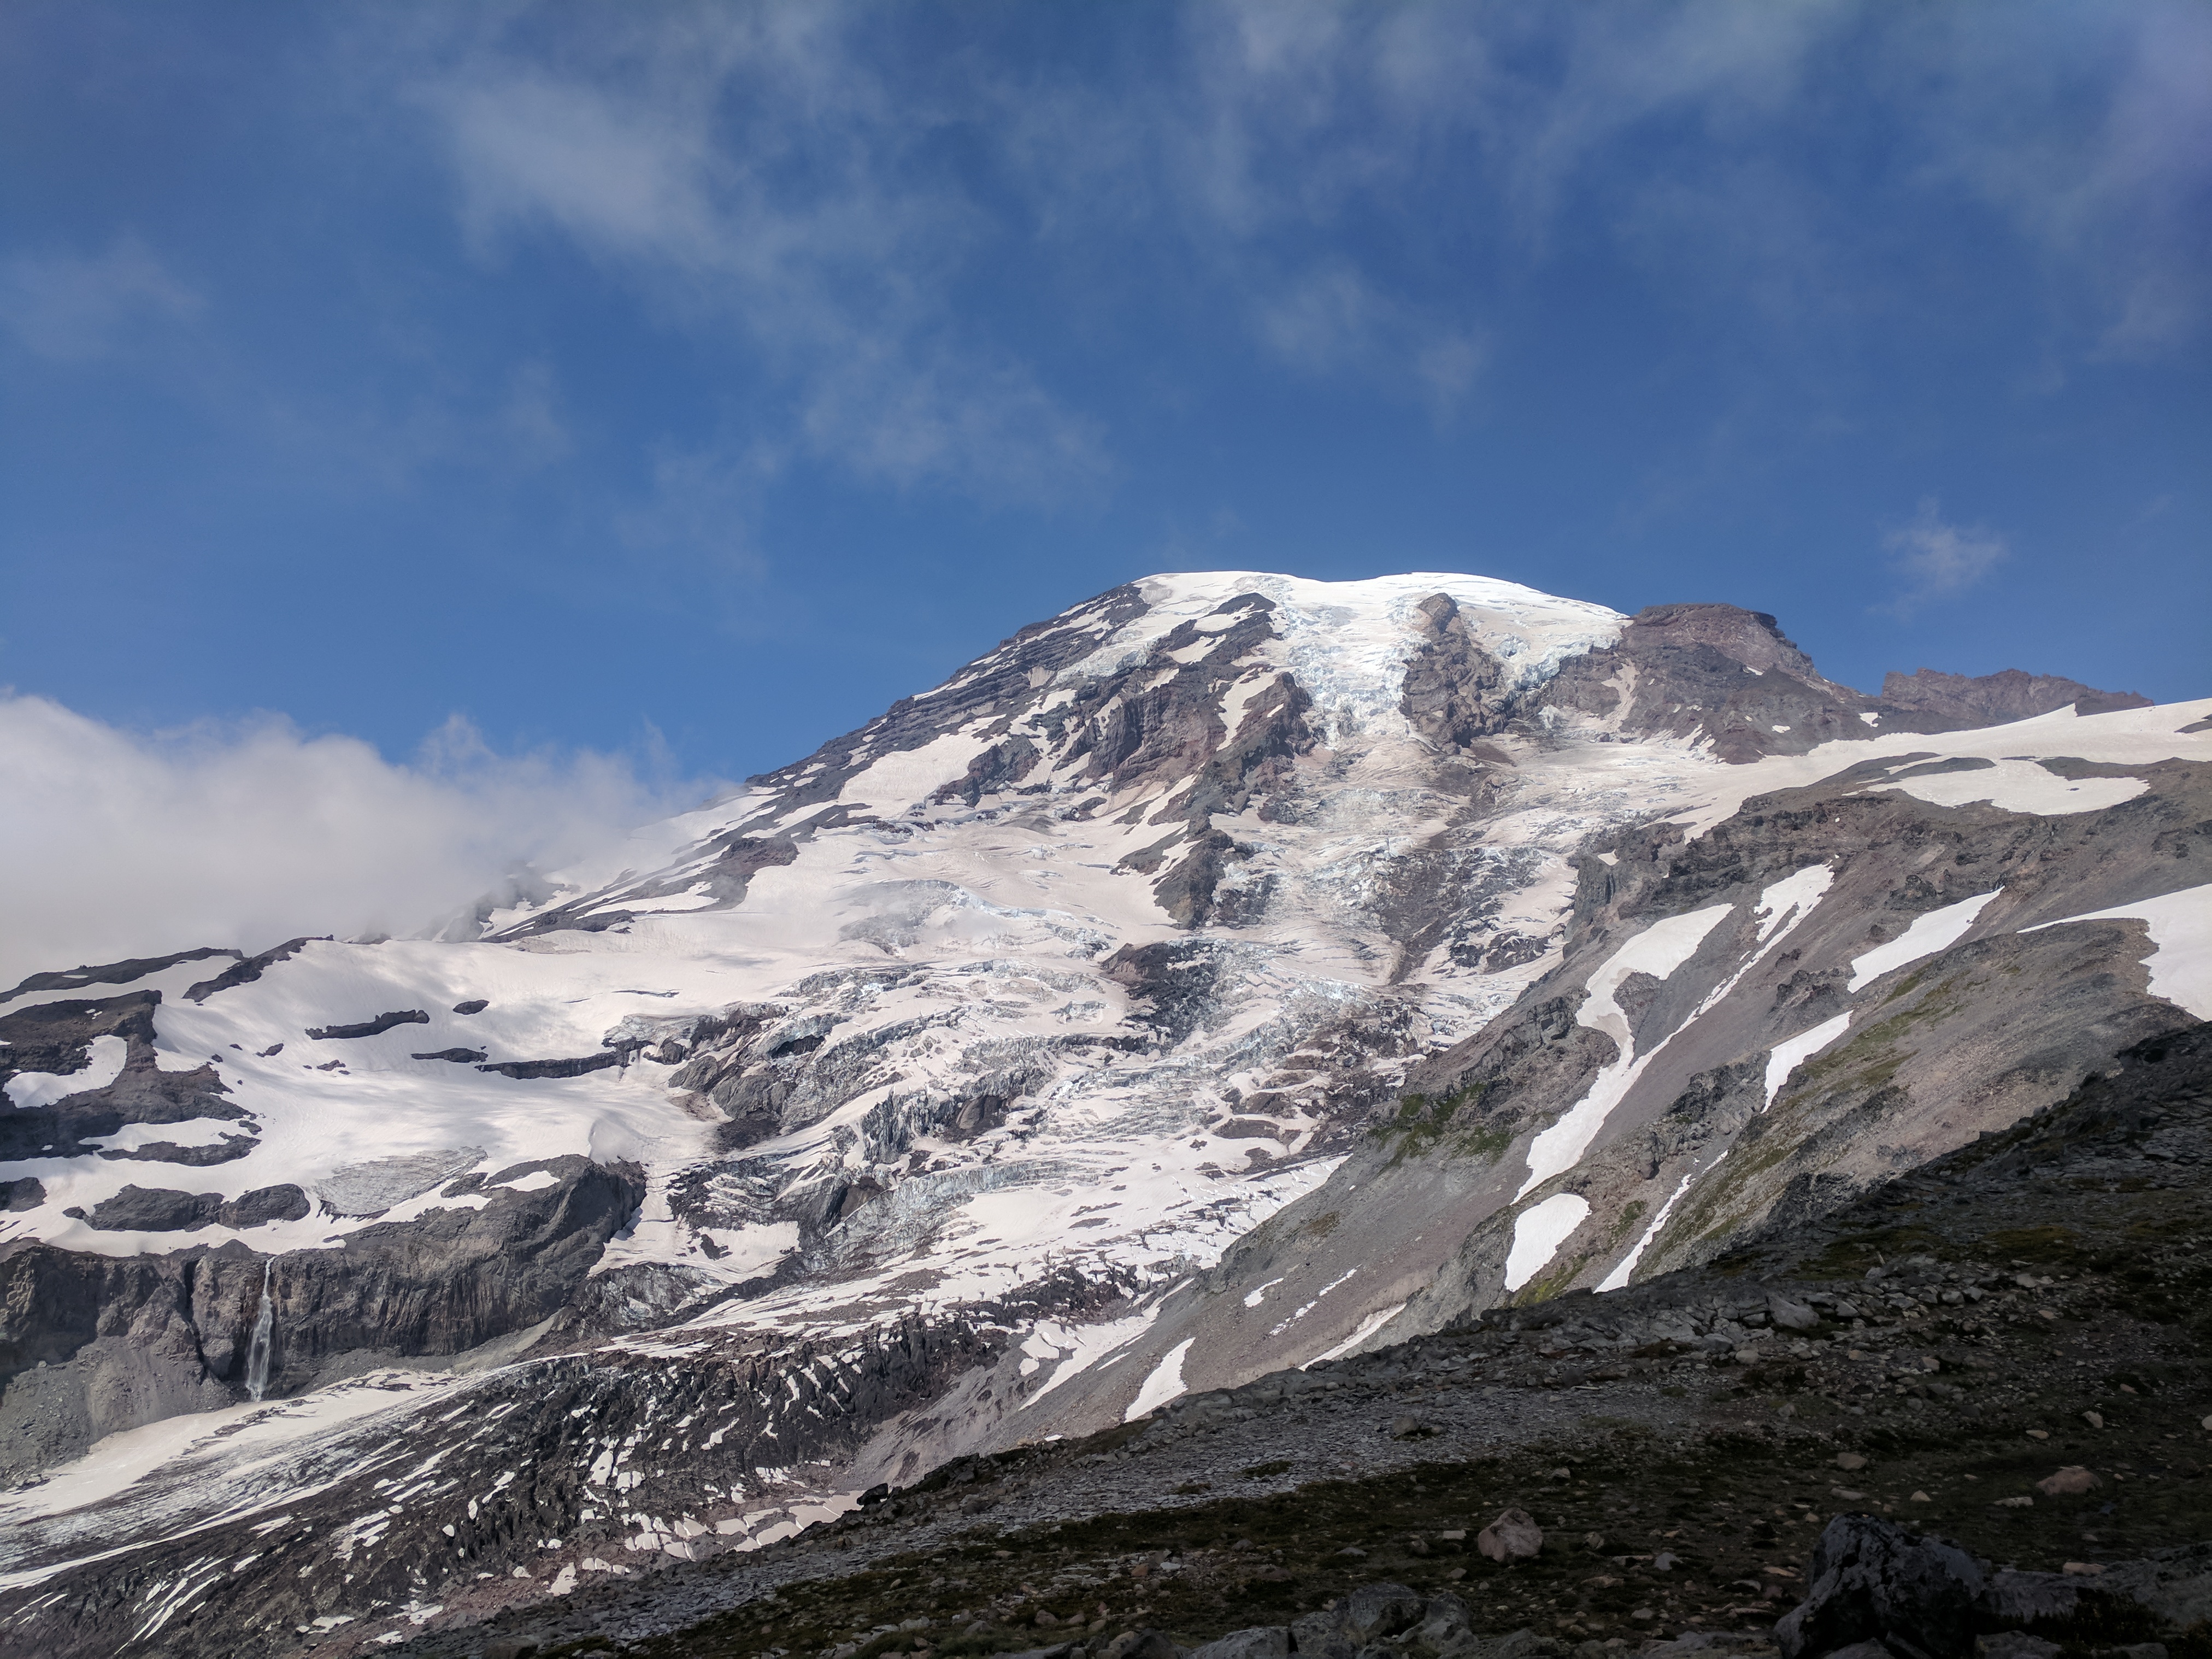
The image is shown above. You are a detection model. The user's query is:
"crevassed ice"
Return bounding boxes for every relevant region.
[1101,571,1624,742]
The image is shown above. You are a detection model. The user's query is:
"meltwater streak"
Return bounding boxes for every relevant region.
[244,1261,275,1402]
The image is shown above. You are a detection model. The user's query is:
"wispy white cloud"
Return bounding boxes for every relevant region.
[0,695,716,989]
[0,236,198,361]
[414,11,1108,509]
[1143,0,2208,376]
[499,358,573,468]
[332,0,2209,524]
[1879,498,2009,619]
[1888,1,2212,359]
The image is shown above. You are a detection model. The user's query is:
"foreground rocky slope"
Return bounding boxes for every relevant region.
[0,572,2204,1656]
[358,1016,2208,1658]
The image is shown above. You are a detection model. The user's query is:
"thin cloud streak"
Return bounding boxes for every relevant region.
[1879,498,2009,619]
[0,236,199,361]
[415,13,1110,509]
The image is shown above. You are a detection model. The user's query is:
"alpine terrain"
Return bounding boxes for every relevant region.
[2,571,2206,1659]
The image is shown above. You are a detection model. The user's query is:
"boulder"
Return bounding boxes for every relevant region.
[1339,1582,1426,1643]
[1290,1613,1351,1659]
[220,1184,310,1227]
[1409,1590,1472,1653]
[83,1185,219,1232]
[1775,1515,1985,1658]
[1456,1635,1557,1659]
[1187,1628,1288,1659]
[1768,1291,1821,1333]
[2033,1466,2099,1497]
[1476,1508,1543,1562]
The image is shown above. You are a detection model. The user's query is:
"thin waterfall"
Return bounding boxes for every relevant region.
[244,1260,275,1402]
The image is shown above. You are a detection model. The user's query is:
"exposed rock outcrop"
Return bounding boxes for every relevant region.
[1880,666,2153,727]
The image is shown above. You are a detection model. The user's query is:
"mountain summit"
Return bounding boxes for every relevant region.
[1,572,2204,1656]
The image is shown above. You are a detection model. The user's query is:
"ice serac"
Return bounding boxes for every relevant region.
[0,569,2202,1658]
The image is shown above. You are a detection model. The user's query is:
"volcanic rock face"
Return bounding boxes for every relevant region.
[1880,666,2154,726]
[0,570,2202,1657]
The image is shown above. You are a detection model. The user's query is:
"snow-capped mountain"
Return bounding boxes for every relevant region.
[2,571,2205,1657]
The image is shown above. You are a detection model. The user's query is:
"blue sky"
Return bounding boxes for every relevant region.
[3,0,2207,797]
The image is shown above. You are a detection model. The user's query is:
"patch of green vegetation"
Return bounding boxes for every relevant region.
[1779,971,1975,1109]
[1657,1126,1801,1256]
[1451,1120,1514,1161]
[1982,1224,2084,1262]
[1879,963,1934,1004]
[1375,1083,1492,1163]
[1798,1226,1943,1279]
[1609,1199,1648,1240]
[1513,1250,1590,1305]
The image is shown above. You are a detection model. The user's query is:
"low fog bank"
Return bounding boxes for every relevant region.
[0,693,723,990]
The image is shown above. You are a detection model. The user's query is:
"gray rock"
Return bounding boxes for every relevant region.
[1973,1635,2059,1659]
[1461,1635,1558,1659]
[1767,1290,1820,1332]
[219,1184,309,1227]
[304,1008,428,1042]
[1407,1592,1471,1655]
[1187,1627,1288,1659]
[0,1154,645,1481]
[2126,1542,2212,1626]
[1387,1414,1439,1439]
[1477,1507,1543,1561]
[82,1184,219,1232]
[1776,1515,1985,1658]
[1340,1582,1426,1643]
[1291,1611,1352,1659]
[1978,1569,2082,1626]
[1102,1632,1178,1659]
